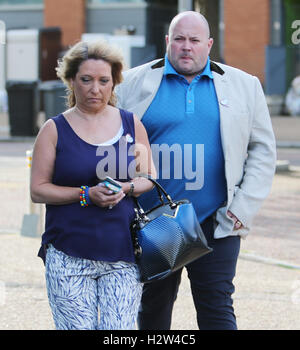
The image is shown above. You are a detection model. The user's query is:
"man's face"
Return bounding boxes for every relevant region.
[166,15,213,81]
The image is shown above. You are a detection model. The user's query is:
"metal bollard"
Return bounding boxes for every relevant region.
[26,150,35,214]
[26,149,32,168]
[20,149,40,237]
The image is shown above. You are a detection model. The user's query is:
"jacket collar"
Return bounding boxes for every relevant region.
[151,58,225,76]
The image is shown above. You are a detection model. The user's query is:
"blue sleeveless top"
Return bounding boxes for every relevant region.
[38,109,136,263]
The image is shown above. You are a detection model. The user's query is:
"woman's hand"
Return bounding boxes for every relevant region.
[89,183,125,208]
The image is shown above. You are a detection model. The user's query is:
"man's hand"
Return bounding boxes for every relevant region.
[227,210,243,230]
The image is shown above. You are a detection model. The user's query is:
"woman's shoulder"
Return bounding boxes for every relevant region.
[37,111,68,141]
[40,117,57,134]
[33,117,58,150]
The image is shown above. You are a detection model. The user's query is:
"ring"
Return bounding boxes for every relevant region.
[108,205,113,210]
[236,220,241,226]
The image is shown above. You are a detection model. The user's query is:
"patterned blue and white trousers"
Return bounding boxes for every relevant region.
[45,245,143,330]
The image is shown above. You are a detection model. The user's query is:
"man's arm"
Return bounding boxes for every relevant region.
[228,76,277,229]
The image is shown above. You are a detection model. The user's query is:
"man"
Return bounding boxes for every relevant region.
[116,11,276,330]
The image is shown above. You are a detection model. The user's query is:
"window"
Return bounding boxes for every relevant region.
[0,0,43,5]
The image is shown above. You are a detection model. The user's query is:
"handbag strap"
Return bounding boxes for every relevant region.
[135,174,176,208]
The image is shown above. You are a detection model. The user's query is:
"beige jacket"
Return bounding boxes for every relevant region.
[116,59,276,239]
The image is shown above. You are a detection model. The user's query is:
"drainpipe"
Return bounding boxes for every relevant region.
[219,0,224,62]
[270,0,283,46]
[178,0,193,12]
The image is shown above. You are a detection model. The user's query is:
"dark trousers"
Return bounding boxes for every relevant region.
[137,215,241,330]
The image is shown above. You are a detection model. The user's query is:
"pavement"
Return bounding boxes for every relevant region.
[0,111,300,331]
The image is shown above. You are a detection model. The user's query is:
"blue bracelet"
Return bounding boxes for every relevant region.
[85,186,92,205]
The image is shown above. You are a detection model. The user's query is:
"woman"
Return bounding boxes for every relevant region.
[30,40,156,330]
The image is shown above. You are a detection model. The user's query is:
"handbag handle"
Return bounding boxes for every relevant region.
[136,174,176,208]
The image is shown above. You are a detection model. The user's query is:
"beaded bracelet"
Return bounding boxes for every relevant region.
[80,185,91,207]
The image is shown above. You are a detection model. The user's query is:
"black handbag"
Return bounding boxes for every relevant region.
[131,176,213,283]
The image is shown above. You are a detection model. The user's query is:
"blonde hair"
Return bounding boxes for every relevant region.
[56,40,124,107]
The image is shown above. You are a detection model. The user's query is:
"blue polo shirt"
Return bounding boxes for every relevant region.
[140,55,227,223]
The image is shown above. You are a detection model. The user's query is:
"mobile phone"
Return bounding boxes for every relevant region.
[102,176,122,193]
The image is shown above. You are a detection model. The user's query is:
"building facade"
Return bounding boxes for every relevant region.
[0,0,299,96]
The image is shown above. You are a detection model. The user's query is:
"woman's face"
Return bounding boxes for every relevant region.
[71,58,114,113]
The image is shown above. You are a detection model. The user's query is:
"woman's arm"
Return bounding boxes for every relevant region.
[31,119,127,207]
[30,119,81,205]
[121,115,157,197]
